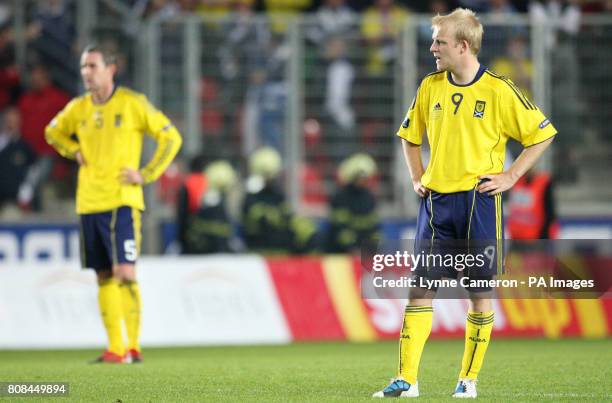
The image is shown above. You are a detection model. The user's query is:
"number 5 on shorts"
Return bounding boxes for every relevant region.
[124,239,138,262]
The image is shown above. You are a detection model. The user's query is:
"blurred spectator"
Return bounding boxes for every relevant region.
[184,160,237,254]
[323,35,355,132]
[196,0,232,27]
[0,24,20,110]
[580,0,612,13]
[348,0,377,12]
[0,107,37,211]
[419,0,450,37]
[140,0,182,20]
[485,0,518,17]
[491,35,533,98]
[530,0,581,181]
[243,34,289,154]
[199,77,224,149]
[301,118,328,207]
[530,0,581,47]
[218,0,268,82]
[27,0,77,94]
[157,160,184,206]
[361,0,410,77]
[28,0,75,47]
[484,0,521,48]
[242,147,317,254]
[218,0,271,153]
[18,64,70,156]
[306,0,357,45]
[456,0,488,12]
[176,155,208,254]
[177,0,198,13]
[508,167,559,239]
[326,153,380,253]
[261,0,314,34]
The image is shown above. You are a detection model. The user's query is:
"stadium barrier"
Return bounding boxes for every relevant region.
[2,219,612,262]
[1,255,610,349]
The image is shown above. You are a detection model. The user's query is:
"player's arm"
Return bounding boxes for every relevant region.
[44,100,80,161]
[479,137,553,195]
[479,80,557,195]
[134,97,182,185]
[397,82,428,197]
[402,140,428,197]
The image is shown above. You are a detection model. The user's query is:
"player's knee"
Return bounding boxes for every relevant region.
[408,298,434,307]
[409,284,435,301]
[469,296,493,312]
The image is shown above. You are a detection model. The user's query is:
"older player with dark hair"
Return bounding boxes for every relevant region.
[45,44,182,364]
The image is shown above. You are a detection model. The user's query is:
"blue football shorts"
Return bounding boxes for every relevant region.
[79,206,141,271]
[413,183,504,292]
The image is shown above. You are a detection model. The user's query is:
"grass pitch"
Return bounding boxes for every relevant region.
[1,339,610,402]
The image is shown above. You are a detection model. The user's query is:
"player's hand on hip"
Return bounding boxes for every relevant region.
[120,168,144,185]
[75,151,86,166]
[412,179,430,198]
[478,173,516,195]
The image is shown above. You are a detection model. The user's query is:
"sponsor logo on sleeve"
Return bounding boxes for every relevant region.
[538,119,550,129]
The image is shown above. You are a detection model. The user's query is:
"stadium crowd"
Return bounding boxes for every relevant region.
[0,0,610,239]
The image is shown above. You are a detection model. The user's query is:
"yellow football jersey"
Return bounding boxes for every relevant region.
[45,86,182,214]
[397,66,557,193]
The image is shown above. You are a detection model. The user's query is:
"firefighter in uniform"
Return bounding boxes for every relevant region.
[326,153,381,253]
[185,160,237,253]
[242,147,317,254]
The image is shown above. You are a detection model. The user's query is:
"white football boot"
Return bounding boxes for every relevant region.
[452,378,477,398]
[372,377,419,398]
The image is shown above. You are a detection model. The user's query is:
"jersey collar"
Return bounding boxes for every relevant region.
[447,64,486,87]
[91,85,119,105]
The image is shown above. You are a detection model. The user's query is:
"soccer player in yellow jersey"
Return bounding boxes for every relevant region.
[45,44,182,363]
[373,9,556,398]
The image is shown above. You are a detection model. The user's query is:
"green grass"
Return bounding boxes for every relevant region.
[1,339,611,402]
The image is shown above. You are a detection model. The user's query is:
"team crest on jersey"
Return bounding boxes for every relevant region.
[94,110,103,129]
[115,114,122,127]
[402,117,410,128]
[473,100,486,118]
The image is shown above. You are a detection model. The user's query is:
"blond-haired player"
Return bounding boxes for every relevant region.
[373,8,555,398]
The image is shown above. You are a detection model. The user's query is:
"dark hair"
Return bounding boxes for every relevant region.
[82,44,117,66]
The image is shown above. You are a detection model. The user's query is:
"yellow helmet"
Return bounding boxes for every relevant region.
[205,160,237,191]
[249,147,282,180]
[338,153,377,183]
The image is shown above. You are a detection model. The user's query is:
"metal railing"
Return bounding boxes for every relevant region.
[8,5,612,250]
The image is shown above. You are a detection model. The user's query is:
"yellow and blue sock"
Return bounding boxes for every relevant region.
[459,310,494,379]
[120,280,142,353]
[98,278,125,356]
[398,305,433,384]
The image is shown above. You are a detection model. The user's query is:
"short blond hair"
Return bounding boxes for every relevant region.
[432,8,483,55]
